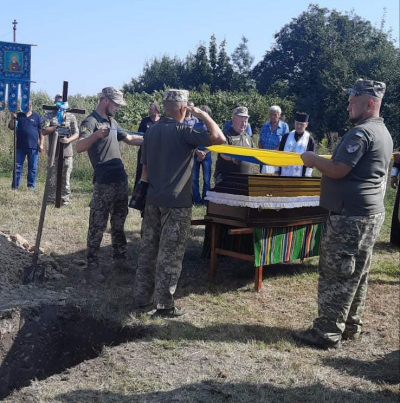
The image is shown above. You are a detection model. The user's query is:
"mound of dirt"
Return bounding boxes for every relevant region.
[0,232,32,285]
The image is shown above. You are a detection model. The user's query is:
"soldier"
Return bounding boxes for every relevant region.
[42,94,79,205]
[296,79,393,349]
[214,106,255,185]
[76,87,143,283]
[133,89,226,318]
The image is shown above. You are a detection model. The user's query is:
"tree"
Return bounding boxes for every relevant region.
[215,40,234,91]
[209,34,218,91]
[126,55,185,94]
[231,36,254,75]
[187,44,212,90]
[231,36,255,92]
[253,5,400,143]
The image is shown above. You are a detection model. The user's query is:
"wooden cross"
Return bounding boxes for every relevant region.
[12,19,17,42]
[42,81,85,208]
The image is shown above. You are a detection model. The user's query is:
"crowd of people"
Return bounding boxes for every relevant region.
[7,79,399,344]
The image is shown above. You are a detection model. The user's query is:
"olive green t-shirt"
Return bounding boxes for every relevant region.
[214,126,255,181]
[141,116,211,208]
[320,117,393,216]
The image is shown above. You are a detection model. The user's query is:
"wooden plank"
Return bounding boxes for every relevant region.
[190,219,209,226]
[228,228,253,235]
[210,223,218,279]
[215,248,254,262]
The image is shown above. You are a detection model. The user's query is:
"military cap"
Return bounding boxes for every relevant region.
[101,87,127,106]
[233,106,250,117]
[163,89,189,102]
[344,79,386,99]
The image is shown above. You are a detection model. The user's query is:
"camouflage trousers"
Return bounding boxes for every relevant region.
[47,156,73,204]
[313,212,385,342]
[133,205,192,310]
[87,181,128,265]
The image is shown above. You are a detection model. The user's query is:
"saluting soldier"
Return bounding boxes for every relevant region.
[133,89,226,318]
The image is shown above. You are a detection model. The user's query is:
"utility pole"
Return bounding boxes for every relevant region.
[12,19,17,42]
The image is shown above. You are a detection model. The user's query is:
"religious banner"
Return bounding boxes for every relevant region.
[0,41,32,112]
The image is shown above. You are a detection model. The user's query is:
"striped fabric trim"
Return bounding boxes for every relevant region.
[253,223,323,266]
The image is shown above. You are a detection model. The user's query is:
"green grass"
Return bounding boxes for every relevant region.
[0,170,399,403]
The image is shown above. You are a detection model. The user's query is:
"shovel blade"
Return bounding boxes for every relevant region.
[23,265,45,284]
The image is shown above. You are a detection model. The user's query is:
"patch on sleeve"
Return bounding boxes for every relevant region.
[80,126,90,135]
[355,131,364,138]
[346,141,362,154]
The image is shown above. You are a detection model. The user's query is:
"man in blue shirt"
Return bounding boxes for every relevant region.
[192,105,213,204]
[8,101,43,189]
[259,105,289,174]
[182,100,199,127]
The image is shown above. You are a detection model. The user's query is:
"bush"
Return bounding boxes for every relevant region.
[0,88,298,185]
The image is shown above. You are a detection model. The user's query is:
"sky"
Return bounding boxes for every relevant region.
[1,0,399,97]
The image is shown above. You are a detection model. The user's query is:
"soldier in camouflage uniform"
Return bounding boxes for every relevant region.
[76,87,143,283]
[42,94,79,205]
[133,89,226,318]
[295,79,393,349]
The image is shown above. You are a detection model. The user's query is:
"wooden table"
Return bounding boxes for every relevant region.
[192,218,324,292]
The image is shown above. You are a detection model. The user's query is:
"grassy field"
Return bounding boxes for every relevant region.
[0,165,399,402]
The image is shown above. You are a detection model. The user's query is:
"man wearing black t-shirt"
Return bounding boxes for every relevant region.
[134,102,160,189]
[77,87,143,283]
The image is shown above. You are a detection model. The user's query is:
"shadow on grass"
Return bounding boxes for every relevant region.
[323,350,400,385]
[54,380,399,403]
[373,240,400,253]
[41,223,319,299]
[149,320,295,346]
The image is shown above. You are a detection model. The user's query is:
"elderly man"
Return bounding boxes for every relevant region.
[294,79,393,349]
[214,106,255,184]
[42,94,79,205]
[278,112,316,177]
[133,89,226,318]
[259,105,289,174]
[76,87,143,283]
[223,104,253,136]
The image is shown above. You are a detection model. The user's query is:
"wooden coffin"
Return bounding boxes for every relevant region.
[205,173,329,228]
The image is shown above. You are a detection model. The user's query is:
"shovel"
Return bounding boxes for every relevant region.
[23,132,59,284]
